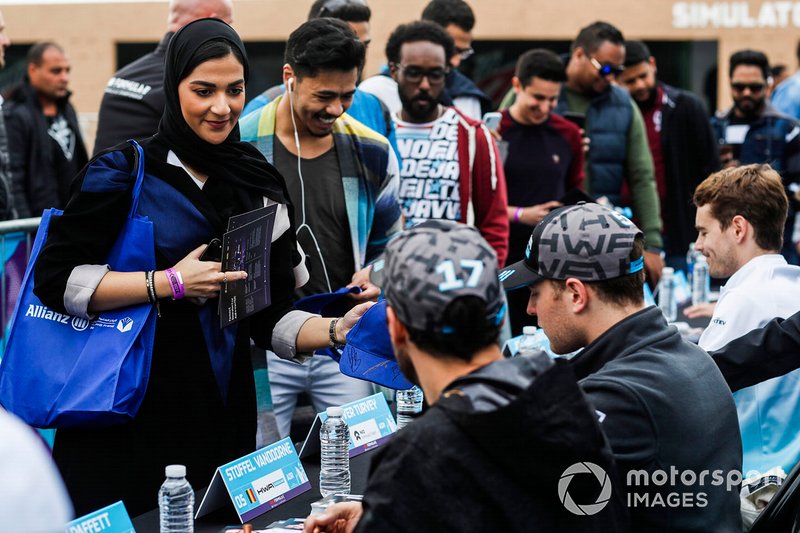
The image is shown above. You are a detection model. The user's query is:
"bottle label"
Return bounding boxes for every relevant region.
[196,436,311,523]
[66,501,133,533]
[299,393,397,459]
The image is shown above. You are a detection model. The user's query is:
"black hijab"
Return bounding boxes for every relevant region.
[157,18,288,205]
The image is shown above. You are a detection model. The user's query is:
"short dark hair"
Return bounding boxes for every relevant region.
[548,235,646,308]
[27,42,63,66]
[694,164,787,251]
[623,40,651,68]
[307,0,371,22]
[181,38,244,82]
[284,18,365,78]
[772,64,787,79]
[515,49,566,85]
[421,0,475,32]
[571,21,624,54]
[405,296,501,362]
[729,49,770,80]
[385,20,455,64]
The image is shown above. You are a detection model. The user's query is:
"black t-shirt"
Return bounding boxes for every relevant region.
[92,35,170,155]
[274,137,354,297]
[47,113,82,206]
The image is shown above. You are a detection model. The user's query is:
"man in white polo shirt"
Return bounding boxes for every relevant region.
[696,164,800,481]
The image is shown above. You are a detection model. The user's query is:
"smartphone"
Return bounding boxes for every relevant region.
[562,111,586,130]
[199,238,223,262]
[482,111,502,130]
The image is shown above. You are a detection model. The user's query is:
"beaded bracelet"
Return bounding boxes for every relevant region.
[165,267,185,300]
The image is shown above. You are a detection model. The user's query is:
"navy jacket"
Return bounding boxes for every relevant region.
[572,306,743,532]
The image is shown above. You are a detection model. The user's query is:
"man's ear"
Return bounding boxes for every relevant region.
[730,214,750,243]
[282,64,295,87]
[389,62,400,82]
[386,305,407,347]
[565,278,590,313]
[511,76,522,94]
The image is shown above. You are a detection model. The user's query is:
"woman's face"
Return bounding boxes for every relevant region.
[178,53,244,144]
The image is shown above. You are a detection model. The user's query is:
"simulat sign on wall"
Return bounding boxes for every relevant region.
[674,1,800,28]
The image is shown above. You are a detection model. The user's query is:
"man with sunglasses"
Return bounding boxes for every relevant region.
[618,41,720,272]
[387,21,508,265]
[710,49,800,264]
[360,0,489,120]
[555,21,665,285]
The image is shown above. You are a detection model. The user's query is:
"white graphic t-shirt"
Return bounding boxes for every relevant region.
[394,108,461,227]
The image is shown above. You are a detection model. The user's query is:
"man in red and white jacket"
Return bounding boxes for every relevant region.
[387,20,508,265]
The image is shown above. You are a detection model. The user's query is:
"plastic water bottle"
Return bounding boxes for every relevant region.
[158,465,194,533]
[659,267,677,322]
[396,386,424,430]
[518,326,543,356]
[320,406,350,497]
[686,243,697,285]
[692,255,710,305]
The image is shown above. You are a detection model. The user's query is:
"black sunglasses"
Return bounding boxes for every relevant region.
[315,0,368,17]
[589,57,624,77]
[394,64,448,84]
[732,82,766,93]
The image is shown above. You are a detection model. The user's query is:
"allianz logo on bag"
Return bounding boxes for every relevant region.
[24,304,134,333]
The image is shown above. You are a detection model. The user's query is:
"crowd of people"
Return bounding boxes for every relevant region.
[2,0,800,531]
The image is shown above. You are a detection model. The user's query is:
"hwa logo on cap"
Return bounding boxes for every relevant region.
[607,209,633,228]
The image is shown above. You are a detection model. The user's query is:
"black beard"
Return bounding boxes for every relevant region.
[733,98,765,119]
[395,344,420,387]
[400,92,440,121]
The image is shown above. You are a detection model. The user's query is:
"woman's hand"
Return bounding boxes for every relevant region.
[169,244,247,299]
[337,301,375,344]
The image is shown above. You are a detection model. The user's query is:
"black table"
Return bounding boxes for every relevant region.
[131,451,373,532]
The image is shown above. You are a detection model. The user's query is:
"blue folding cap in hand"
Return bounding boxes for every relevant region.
[340,299,414,390]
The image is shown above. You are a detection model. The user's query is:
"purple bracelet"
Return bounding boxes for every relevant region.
[165,268,185,300]
[513,207,523,223]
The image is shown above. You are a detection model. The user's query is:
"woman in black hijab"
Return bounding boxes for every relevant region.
[34,18,368,516]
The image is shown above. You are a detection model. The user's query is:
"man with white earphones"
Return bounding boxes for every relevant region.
[240,18,401,438]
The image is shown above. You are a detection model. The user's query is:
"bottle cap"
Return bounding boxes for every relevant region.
[326,406,344,417]
[661,267,674,276]
[165,464,186,478]
[522,326,537,335]
[696,255,707,263]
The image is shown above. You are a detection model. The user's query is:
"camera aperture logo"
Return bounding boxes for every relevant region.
[558,462,612,516]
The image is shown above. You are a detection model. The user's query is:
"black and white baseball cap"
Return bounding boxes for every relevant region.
[376,220,506,333]
[499,202,644,290]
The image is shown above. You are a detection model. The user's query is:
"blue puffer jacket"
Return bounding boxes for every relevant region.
[556,85,632,205]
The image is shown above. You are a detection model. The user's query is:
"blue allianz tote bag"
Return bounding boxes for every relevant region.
[0,140,157,428]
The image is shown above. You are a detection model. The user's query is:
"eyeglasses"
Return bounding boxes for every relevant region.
[314,0,368,18]
[731,82,766,93]
[394,64,449,84]
[455,46,474,61]
[589,57,624,77]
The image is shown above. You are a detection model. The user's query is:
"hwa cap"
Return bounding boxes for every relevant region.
[499,202,644,290]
